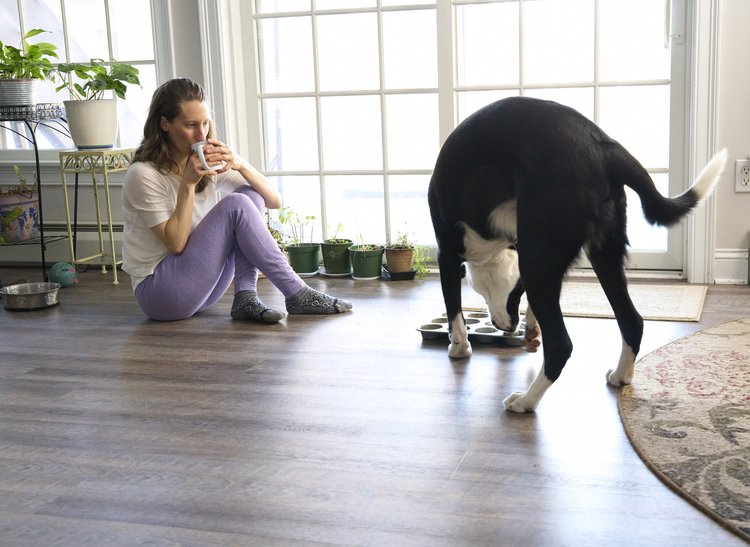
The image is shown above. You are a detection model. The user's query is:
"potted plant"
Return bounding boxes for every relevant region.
[0,165,39,244]
[0,29,58,106]
[279,207,320,276]
[320,223,352,276]
[53,58,140,149]
[384,232,429,280]
[349,235,384,280]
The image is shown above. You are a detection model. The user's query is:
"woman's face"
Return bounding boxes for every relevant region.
[160,100,212,156]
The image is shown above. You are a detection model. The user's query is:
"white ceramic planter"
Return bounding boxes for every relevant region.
[64,99,118,149]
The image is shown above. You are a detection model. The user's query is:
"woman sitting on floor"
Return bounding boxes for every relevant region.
[121,77,352,322]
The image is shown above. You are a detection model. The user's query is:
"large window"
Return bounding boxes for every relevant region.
[253,0,688,270]
[0,0,157,151]
[256,0,438,245]
[453,0,681,266]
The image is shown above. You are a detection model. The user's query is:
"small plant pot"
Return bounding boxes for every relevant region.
[0,190,39,242]
[349,244,384,280]
[385,247,414,274]
[0,79,39,107]
[321,239,352,275]
[286,243,320,275]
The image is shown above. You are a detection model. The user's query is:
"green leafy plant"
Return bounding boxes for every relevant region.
[54,58,140,100]
[411,245,429,280]
[0,29,58,80]
[352,233,381,251]
[278,207,317,245]
[388,232,416,250]
[325,222,349,244]
[267,222,286,251]
[1,165,37,197]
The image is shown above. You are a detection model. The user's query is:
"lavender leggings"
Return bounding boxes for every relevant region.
[134,186,306,321]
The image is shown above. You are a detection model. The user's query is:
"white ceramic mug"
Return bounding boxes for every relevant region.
[191,141,222,170]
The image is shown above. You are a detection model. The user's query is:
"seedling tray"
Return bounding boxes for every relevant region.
[417,310,525,346]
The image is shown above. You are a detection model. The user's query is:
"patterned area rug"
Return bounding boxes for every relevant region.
[464,282,708,321]
[618,318,750,542]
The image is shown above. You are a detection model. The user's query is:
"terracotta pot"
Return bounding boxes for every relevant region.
[385,247,414,274]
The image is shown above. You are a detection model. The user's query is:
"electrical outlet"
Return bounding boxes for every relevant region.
[736,159,750,192]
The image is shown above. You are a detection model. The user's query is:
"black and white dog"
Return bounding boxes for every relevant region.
[428,97,727,413]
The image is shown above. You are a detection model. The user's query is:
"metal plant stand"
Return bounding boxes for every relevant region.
[58,148,135,285]
[0,103,69,280]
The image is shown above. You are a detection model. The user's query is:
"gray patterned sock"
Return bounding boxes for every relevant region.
[285,286,353,315]
[231,291,285,323]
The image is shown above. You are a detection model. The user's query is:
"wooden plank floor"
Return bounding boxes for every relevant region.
[1,266,749,546]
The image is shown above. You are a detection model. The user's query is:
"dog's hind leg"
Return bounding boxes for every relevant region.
[586,238,643,387]
[504,254,576,413]
[503,299,569,413]
[437,247,472,358]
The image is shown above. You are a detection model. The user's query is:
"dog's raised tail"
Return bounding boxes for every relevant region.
[610,147,727,227]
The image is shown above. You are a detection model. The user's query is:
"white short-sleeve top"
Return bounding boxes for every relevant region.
[121,161,246,290]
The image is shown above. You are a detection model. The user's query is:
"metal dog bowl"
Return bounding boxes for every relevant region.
[0,282,61,311]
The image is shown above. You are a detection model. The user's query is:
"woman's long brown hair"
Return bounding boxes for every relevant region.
[134,78,216,191]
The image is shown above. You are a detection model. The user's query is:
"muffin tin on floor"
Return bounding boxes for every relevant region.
[417,310,525,346]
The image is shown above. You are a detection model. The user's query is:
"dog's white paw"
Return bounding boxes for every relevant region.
[503,391,538,413]
[606,368,633,387]
[607,341,636,387]
[449,342,472,359]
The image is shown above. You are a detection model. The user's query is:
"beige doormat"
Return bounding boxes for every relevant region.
[618,318,750,542]
[464,282,708,322]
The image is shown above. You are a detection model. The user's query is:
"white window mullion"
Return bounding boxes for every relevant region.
[311,3,329,239]
[437,0,456,144]
[378,3,392,244]
[593,0,600,123]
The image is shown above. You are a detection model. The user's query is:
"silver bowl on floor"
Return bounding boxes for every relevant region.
[0,282,61,311]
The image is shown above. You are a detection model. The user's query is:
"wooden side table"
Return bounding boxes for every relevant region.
[59,148,135,285]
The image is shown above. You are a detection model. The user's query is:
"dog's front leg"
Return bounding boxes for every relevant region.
[438,250,472,359]
[448,314,471,358]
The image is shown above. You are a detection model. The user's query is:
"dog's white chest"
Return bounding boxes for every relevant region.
[461,201,517,264]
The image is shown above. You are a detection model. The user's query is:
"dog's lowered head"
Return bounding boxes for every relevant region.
[465,248,524,333]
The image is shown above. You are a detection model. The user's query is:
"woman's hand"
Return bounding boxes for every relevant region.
[198,138,236,173]
[201,138,282,209]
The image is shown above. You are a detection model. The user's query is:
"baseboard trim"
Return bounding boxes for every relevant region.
[714,248,749,285]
